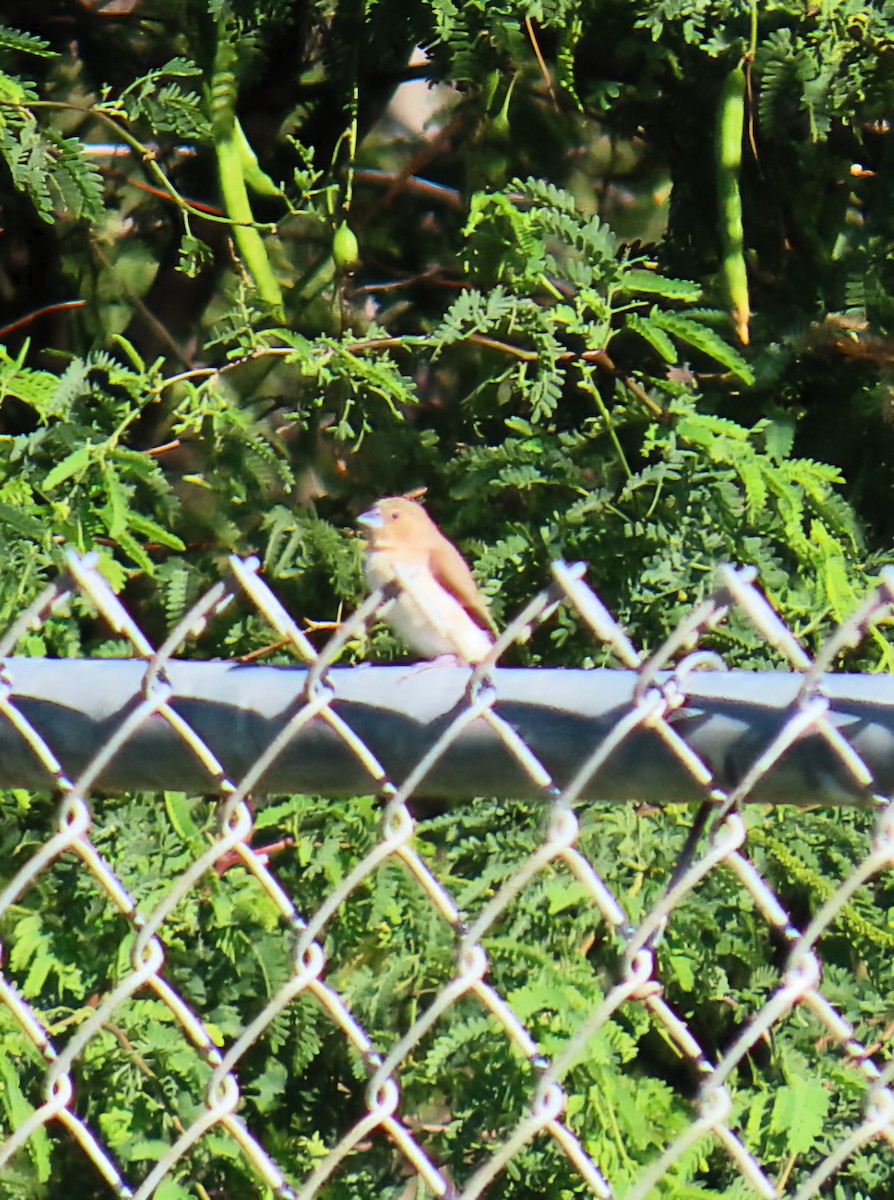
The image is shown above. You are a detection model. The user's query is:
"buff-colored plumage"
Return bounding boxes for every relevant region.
[358,496,494,664]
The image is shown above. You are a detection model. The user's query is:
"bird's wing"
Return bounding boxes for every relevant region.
[428,538,494,632]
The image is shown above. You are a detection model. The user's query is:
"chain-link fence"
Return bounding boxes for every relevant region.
[2,551,894,1199]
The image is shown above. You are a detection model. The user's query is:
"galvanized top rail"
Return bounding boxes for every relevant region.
[0,659,892,803]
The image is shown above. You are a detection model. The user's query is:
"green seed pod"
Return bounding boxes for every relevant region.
[234,118,280,198]
[333,221,361,272]
[210,25,283,313]
[716,62,750,345]
[210,34,238,137]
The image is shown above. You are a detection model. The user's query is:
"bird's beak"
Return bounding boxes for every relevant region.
[357,508,384,529]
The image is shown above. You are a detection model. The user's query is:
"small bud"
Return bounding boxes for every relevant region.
[333,221,361,272]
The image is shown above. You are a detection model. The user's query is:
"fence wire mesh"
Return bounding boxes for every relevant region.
[2,551,894,1199]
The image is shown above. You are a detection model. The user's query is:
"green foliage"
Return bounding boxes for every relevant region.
[116,57,210,141]
[0,0,894,1195]
[0,115,103,226]
[3,795,893,1197]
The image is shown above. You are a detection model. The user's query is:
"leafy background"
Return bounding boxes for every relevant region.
[1,0,893,1196]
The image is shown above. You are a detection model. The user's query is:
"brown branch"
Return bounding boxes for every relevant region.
[0,299,85,338]
[525,16,558,110]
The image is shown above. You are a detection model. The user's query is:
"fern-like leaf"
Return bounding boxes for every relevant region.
[619,268,702,301]
[0,25,54,56]
[650,310,754,383]
[624,313,678,362]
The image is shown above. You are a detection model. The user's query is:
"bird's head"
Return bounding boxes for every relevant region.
[357,496,437,549]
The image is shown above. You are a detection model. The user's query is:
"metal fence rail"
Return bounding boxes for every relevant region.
[3,659,894,803]
[2,551,894,1199]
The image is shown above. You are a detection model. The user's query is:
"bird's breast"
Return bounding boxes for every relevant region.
[364,550,492,662]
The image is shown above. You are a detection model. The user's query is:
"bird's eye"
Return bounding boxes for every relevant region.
[389,510,400,520]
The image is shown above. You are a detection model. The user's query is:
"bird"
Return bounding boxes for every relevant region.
[357,496,495,664]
